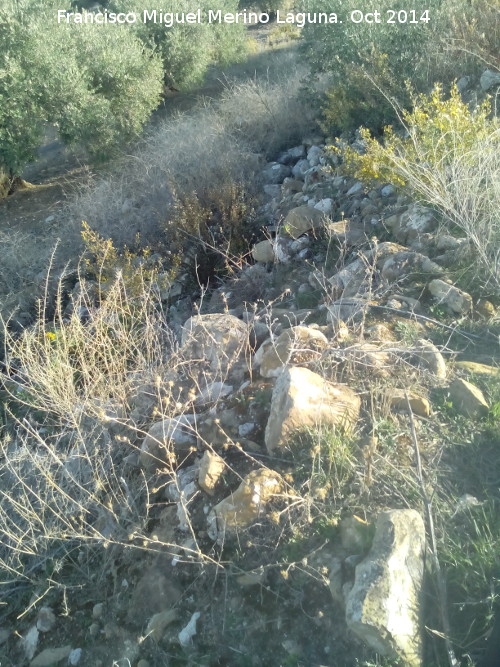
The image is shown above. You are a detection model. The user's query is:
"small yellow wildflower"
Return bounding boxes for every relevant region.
[45,332,57,341]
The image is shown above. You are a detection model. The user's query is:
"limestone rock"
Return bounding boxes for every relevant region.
[449,378,489,418]
[314,198,333,214]
[181,313,248,376]
[346,181,363,196]
[454,361,499,377]
[252,239,275,263]
[395,204,436,243]
[327,258,369,298]
[428,279,472,314]
[257,326,328,378]
[237,565,266,586]
[281,178,304,195]
[413,340,447,379]
[263,184,281,198]
[194,381,233,406]
[307,145,324,166]
[207,468,283,540]
[365,324,393,342]
[140,415,196,470]
[328,242,406,298]
[345,509,426,666]
[30,646,72,667]
[145,609,178,641]
[278,145,305,164]
[386,390,431,417]
[340,515,373,553]
[198,451,226,495]
[22,626,39,661]
[127,568,182,627]
[480,68,500,91]
[262,162,291,184]
[36,607,56,633]
[68,648,82,665]
[326,219,368,246]
[327,298,370,324]
[436,235,464,251]
[265,367,360,453]
[291,158,310,179]
[178,611,201,646]
[341,343,392,377]
[475,298,496,319]
[283,206,326,239]
[381,251,442,283]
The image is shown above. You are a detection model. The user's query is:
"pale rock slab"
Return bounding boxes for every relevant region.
[413,339,447,379]
[283,205,326,239]
[207,468,283,540]
[258,326,328,378]
[385,390,431,417]
[265,367,360,453]
[251,239,275,263]
[140,414,196,470]
[345,509,426,666]
[30,646,72,667]
[395,204,436,243]
[449,378,489,418]
[480,68,500,91]
[198,451,226,496]
[181,313,248,376]
[428,279,472,314]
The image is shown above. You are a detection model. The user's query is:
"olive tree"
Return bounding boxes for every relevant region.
[300,0,441,131]
[0,0,163,183]
[108,0,246,89]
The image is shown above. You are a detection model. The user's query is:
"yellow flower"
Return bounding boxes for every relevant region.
[45,332,56,341]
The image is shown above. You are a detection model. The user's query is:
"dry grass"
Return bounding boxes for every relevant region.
[0,272,177,585]
[66,60,317,249]
[386,126,500,294]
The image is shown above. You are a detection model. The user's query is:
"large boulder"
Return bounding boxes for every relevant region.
[257,326,328,378]
[265,367,360,453]
[181,313,248,377]
[283,206,326,239]
[345,509,426,666]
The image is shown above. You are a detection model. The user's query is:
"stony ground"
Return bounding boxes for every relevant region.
[0,44,499,667]
[0,130,498,667]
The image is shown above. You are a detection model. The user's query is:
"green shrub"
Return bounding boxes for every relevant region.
[302,0,499,133]
[0,0,163,177]
[333,85,500,293]
[302,0,439,132]
[109,0,246,89]
[249,0,293,13]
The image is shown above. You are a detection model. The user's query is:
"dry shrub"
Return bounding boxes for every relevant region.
[0,272,178,584]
